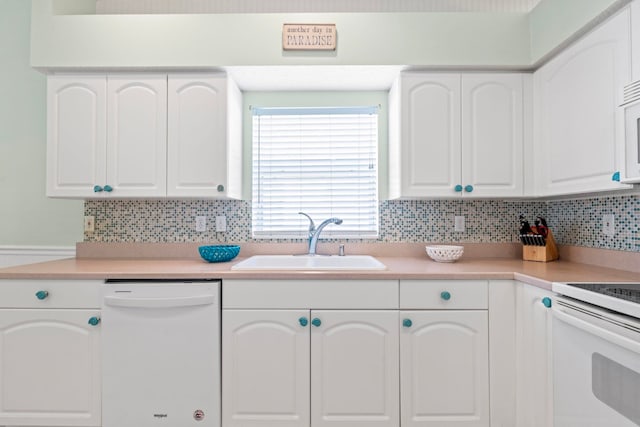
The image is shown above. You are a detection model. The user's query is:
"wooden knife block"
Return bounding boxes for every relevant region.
[522,230,559,262]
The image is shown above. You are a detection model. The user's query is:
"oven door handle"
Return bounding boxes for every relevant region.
[104,295,216,309]
[553,307,640,355]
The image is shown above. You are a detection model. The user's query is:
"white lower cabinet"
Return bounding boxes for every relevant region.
[400,280,489,427]
[222,309,399,427]
[400,311,489,427]
[0,280,101,427]
[515,282,554,427]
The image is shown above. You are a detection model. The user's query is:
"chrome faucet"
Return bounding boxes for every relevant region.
[298,212,343,255]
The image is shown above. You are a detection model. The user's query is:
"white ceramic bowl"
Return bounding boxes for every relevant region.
[425,245,464,263]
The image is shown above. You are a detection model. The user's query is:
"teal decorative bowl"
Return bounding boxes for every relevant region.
[198,245,240,263]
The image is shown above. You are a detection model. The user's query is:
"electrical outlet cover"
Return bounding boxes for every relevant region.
[195,216,207,232]
[454,215,465,232]
[602,214,615,236]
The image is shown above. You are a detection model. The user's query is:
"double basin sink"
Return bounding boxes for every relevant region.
[231,255,386,271]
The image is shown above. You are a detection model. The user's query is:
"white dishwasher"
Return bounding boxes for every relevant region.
[102,279,221,427]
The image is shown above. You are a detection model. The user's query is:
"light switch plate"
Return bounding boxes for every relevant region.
[216,216,227,232]
[84,216,95,232]
[454,215,465,232]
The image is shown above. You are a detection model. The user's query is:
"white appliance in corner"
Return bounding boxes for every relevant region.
[102,279,221,427]
[622,80,640,183]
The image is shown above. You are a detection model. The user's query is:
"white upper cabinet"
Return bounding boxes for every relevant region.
[389,72,524,199]
[462,74,523,197]
[533,7,631,196]
[46,76,107,198]
[390,74,462,198]
[168,74,242,199]
[107,75,167,197]
[46,73,242,199]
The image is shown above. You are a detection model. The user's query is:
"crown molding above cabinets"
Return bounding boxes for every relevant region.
[46,73,242,200]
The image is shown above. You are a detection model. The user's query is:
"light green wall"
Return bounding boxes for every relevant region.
[33,0,629,69]
[32,0,531,68]
[242,91,389,199]
[528,0,627,64]
[0,0,83,246]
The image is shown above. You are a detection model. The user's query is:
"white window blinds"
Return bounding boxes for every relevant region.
[252,106,379,239]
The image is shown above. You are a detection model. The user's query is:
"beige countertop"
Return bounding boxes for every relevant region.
[1,254,638,291]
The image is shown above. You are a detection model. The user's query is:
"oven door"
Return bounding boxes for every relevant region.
[553,298,640,427]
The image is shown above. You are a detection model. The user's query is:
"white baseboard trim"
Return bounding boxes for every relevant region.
[0,246,76,268]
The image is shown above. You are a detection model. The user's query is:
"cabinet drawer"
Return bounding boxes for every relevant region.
[400,280,488,309]
[223,279,399,309]
[0,280,102,308]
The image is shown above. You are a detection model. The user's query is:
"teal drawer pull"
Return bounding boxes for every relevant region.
[542,297,552,308]
[88,317,101,326]
[454,185,463,192]
[464,185,474,193]
[35,290,49,300]
[441,291,451,301]
[103,185,113,192]
[311,318,322,327]
[402,319,413,328]
[612,171,621,182]
[299,317,308,327]
[93,185,103,193]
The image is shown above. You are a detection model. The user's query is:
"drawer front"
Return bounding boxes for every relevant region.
[0,280,102,308]
[400,280,488,309]
[223,279,399,309]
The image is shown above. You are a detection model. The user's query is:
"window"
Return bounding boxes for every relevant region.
[252,106,379,239]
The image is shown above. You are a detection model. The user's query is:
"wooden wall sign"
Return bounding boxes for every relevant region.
[282,24,337,51]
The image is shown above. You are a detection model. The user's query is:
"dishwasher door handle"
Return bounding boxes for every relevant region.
[104,294,216,309]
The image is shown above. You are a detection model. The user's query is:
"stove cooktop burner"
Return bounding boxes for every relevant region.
[567,283,640,305]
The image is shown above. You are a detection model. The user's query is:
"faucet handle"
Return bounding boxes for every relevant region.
[298,212,316,232]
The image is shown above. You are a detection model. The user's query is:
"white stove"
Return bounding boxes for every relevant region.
[552,282,640,319]
[551,281,640,427]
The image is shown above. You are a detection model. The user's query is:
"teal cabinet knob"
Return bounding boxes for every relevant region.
[454,185,463,192]
[542,297,552,308]
[217,184,225,192]
[464,185,474,193]
[441,291,451,301]
[93,185,103,193]
[612,171,621,182]
[402,319,413,328]
[299,317,308,327]
[88,316,101,326]
[103,185,113,192]
[35,290,49,300]
[311,318,322,327]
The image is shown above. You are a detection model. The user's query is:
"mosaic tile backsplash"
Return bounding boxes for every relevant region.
[84,194,640,252]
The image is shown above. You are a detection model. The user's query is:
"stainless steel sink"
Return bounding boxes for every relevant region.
[231,255,386,271]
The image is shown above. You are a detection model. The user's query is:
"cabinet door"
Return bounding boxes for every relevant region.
[46,75,107,198]
[106,75,167,197]
[310,310,399,427]
[462,74,523,197]
[0,309,101,426]
[516,285,553,427]
[534,8,631,195]
[400,311,489,427]
[167,74,229,198]
[398,74,462,198]
[222,310,310,427]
